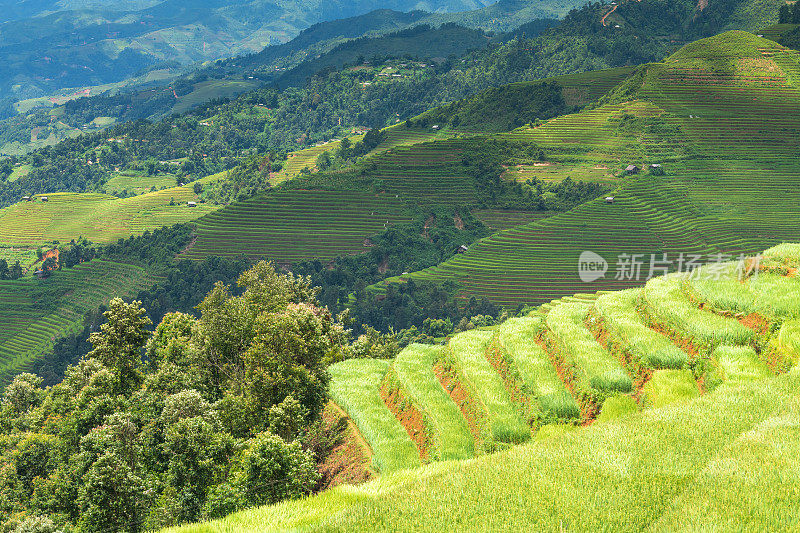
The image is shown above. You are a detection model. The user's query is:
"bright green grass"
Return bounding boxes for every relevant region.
[184,189,409,263]
[165,372,800,532]
[448,329,530,444]
[650,410,800,532]
[595,289,688,369]
[7,164,30,183]
[687,260,800,319]
[546,303,632,395]
[328,359,421,473]
[0,173,221,246]
[687,262,757,314]
[0,246,38,274]
[595,394,638,423]
[712,345,772,382]
[642,369,700,409]
[762,242,800,268]
[103,172,178,195]
[370,33,800,308]
[644,275,755,348]
[393,344,474,461]
[778,320,800,363]
[496,317,579,420]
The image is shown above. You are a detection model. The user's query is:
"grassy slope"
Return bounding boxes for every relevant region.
[376,31,800,307]
[182,65,631,264]
[167,242,800,531]
[0,173,221,247]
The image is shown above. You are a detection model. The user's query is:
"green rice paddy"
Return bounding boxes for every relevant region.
[0,259,153,384]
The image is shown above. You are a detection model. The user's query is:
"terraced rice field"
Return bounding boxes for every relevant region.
[497,317,579,420]
[186,370,800,532]
[393,344,474,461]
[375,32,800,308]
[447,329,530,444]
[551,66,638,106]
[0,174,220,246]
[273,126,451,183]
[0,259,152,384]
[186,135,482,262]
[472,209,554,231]
[546,303,632,397]
[103,172,178,195]
[328,359,421,473]
[325,244,795,480]
[183,190,409,263]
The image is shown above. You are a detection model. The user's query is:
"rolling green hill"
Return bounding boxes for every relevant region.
[179,67,628,264]
[374,31,800,307]
[0,0,500,107]
[0,173,220,250]
[166,242,800,532]
[273,24,492,89]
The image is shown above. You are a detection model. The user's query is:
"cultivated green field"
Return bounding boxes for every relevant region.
[167,242,800,532]
[375,31,800,307]
[0,259,153,384]
[0,174,221,247]
[178,66,638,264]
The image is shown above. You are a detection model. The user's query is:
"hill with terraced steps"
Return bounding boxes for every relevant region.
[327,244,798,475]
[373,31,800,306]
[168,242,800,532]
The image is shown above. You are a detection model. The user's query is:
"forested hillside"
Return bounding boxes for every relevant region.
[0,0,501,113]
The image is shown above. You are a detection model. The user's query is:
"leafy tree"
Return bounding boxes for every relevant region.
[77,452,146,533]
[40,257,57,277]
[233,432,319,507]
[162,416,234,523]
[10,261,22,280]
[87,299,152,395]
[0,260,354,531]
[0,258,8,280]
[2,373,43,417]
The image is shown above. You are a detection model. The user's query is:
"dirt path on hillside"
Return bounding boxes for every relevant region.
[601,3,619,26]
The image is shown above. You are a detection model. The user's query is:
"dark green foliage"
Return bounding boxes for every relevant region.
[0,262,346,531]
[415,80,569,132]
[274,24,490,89]
[87,299,152,395]
[202,152,286,205]
[98,224,196,271]
[0,2,677,209]
[779,3,800,23]
[30,310,103,387]
[292,208,490,322]
[777,25,800,50]
[352,278,499,334]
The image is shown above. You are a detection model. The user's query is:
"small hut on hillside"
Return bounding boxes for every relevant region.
[625,165,639,175]
[458,244,469,253]
[40,196,48,202]
[187,201,197,207]
[605,196,615,204]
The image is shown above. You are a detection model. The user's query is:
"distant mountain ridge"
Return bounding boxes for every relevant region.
[0,0,498,105]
